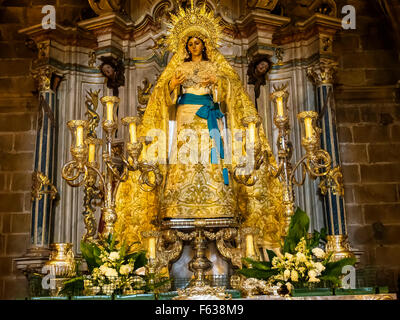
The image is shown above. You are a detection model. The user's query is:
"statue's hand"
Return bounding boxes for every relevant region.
[201,75,217,87]
[169,71,186,91]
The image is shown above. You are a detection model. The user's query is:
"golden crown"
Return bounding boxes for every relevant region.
[166,1,223,54]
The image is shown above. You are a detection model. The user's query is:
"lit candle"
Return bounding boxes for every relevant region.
[76,126,84,147]
[249,123,256,145]
[129,122,137,143]
[276,97,284,117]
[88,143,96,163]
[148,237,156,260]
[304,117,314,138]
[245,234,255,257]
[106,102,114,121]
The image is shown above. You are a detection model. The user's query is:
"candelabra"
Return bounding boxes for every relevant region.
[266,84,344,227]
[233,83,344,230]
[61,96,163,240]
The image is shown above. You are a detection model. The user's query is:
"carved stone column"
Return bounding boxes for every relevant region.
[308,59,354,260]
[30,66,59,253]
[14,63,59,280]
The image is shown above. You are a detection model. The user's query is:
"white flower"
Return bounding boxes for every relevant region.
[312,248,326,259]
[296,252,307,263]
[283,269,291,281]
[120,265,132,275]
[284,253,293,260]
[272,257,280,267]
[99,265,108,275]
[105,267,118,278]
[108,251,120,261]
[291,270,299,282]
[308,270,320,283]
[314,262,325,274]
[135,267,146,276]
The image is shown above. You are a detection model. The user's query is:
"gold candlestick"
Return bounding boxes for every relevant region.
[62,95,163,242]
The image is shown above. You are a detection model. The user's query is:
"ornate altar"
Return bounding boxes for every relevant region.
[16,0,360,299]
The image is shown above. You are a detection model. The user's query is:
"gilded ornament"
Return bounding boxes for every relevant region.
[31,171,58,201]
[88,0,125,15]
[325,235,355,261]
[307,59,338,85]
[247,0,279,11]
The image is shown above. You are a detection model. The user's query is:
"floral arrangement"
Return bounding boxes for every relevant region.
[238,208,356,293]
[61,235,168,296]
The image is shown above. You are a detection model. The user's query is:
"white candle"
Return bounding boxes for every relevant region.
[249,123,256,145]
[304,118,314,138]
[276,97,284,117]
[76,126,83,147]
[129,122,137,143]
[88,143,96,163]
[246,234,255,257]
[148,237,156,260]
[106,102,114,121]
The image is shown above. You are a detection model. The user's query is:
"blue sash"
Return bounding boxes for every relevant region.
[177,93,229,185]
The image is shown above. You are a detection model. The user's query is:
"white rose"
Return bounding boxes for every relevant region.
[312,248,326,259]
[296,252,307,263]
[120,265,132,275]
[105,267,118,278]
[283,269,291,281]
[99,265,108,275]
[308,270,320,283]
[314,262,325,274]
[108,251,120,261]
[291,270,299,282]
[135,267,146,276]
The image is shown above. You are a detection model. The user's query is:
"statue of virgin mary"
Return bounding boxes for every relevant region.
[114,3,287,254]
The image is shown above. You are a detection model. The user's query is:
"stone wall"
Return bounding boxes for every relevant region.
[334,0,400,290]
[0,0,91,300]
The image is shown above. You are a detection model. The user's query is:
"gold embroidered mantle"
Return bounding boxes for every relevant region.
[115,4,287,251]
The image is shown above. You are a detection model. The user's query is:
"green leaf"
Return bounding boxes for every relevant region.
[322,257,357,283]
[237,268,279,280]
[266,249,277,263]
[59,277,84,296]
[320,228,327,242]
[110,234,116,251]
[133,252,148,270]
[283,207,310,254]
[80,241,98,272]
[119,241,127,260]
[243,258,273,271]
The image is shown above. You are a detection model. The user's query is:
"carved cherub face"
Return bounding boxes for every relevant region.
[101,64,115,79]
[187,37,204,58]
[255,60,270,77]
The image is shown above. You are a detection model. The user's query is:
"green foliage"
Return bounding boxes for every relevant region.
[59,277,84,297]
[238,207,357,292]
[237,268,279,280]
[237,258,279,280]
[80,241,102,272]
[307,228,327,250]
[321,257,357,287]
[133,252,148,270]
[266,249,277,262]
[283,207,310,254]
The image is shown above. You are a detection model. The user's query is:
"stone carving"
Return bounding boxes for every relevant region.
[88,0,126,15]
[247,0,279,11]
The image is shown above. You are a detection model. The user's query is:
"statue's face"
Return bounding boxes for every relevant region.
[102,64,115,78]
[255,61,270,76]
[187,37,204,57]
